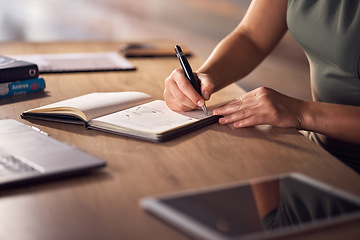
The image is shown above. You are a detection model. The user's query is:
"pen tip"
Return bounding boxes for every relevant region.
[202,106,208,116]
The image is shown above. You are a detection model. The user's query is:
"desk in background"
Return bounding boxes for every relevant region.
[0,41,359,240]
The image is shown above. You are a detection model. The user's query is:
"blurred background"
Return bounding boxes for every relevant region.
[0,0,311,99]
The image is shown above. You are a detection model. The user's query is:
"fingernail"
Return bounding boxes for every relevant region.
[203,91,210,100]
[219,118,226,124]
[197,99,204,107]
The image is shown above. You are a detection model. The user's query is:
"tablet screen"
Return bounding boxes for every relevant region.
[141,174,360,239]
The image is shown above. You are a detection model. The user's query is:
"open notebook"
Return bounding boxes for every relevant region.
[21,92,219,142]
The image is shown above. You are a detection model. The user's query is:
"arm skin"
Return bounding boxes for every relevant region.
[214,87,360,145]
[163,0,360,145]
[164,0,288,111]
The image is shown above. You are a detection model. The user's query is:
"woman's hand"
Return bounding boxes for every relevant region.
[213,87,305,129]
[163,69,215,112]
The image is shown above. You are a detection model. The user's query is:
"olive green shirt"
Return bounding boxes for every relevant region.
[287,0,360,172]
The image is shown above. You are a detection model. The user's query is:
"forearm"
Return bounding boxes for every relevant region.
[197,0,288,92]
[197,29,268,92]
[163,0,289,112]
[301,101,360,144]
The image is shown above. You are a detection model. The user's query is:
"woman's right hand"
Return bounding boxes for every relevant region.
[163,68,215,112]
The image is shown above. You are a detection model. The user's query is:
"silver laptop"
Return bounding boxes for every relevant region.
[0,119,105,186]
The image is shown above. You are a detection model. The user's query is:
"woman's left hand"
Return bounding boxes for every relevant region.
[213,87,306,129]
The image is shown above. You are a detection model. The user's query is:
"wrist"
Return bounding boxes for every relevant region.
[299,100,317,131]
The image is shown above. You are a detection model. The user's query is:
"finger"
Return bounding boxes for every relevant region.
[164,89,195,112]
[218,107,251,124]
[218,105,264,125]
[233,114,269,128]
[214,103,243,116]
[213,96,257,116]
[172,69,205,108]
[164,84,197,111]
[196,73,215,100]
[164,71,198,110]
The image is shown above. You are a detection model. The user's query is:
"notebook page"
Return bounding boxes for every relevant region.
[26,92,151,121]
[91,100,212,134]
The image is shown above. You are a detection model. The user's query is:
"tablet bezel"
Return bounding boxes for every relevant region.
[140,173,360,240]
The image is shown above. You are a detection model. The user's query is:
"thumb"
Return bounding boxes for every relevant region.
[196,73,215,100]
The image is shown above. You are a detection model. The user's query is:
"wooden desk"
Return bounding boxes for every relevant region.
[0,42,359,240]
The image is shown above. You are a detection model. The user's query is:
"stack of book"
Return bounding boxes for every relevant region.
[0,55,45,98]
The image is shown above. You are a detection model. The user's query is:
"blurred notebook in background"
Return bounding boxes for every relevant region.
[121,42,192,58]
[11,52,136,73]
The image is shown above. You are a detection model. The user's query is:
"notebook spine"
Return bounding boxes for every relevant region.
[0,78,46,98]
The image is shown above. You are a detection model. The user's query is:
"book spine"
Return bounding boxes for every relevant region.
[0,63,39,83]
[0,78,46,98]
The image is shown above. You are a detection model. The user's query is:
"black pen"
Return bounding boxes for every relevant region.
[174,45,208,115]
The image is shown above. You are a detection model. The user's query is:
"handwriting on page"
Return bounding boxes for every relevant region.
[121,105,196,129]
[92,100,208,133]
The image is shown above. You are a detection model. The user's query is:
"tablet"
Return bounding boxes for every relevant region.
[140,173,360,240]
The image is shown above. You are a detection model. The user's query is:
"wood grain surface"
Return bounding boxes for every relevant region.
[0,41,359,240]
